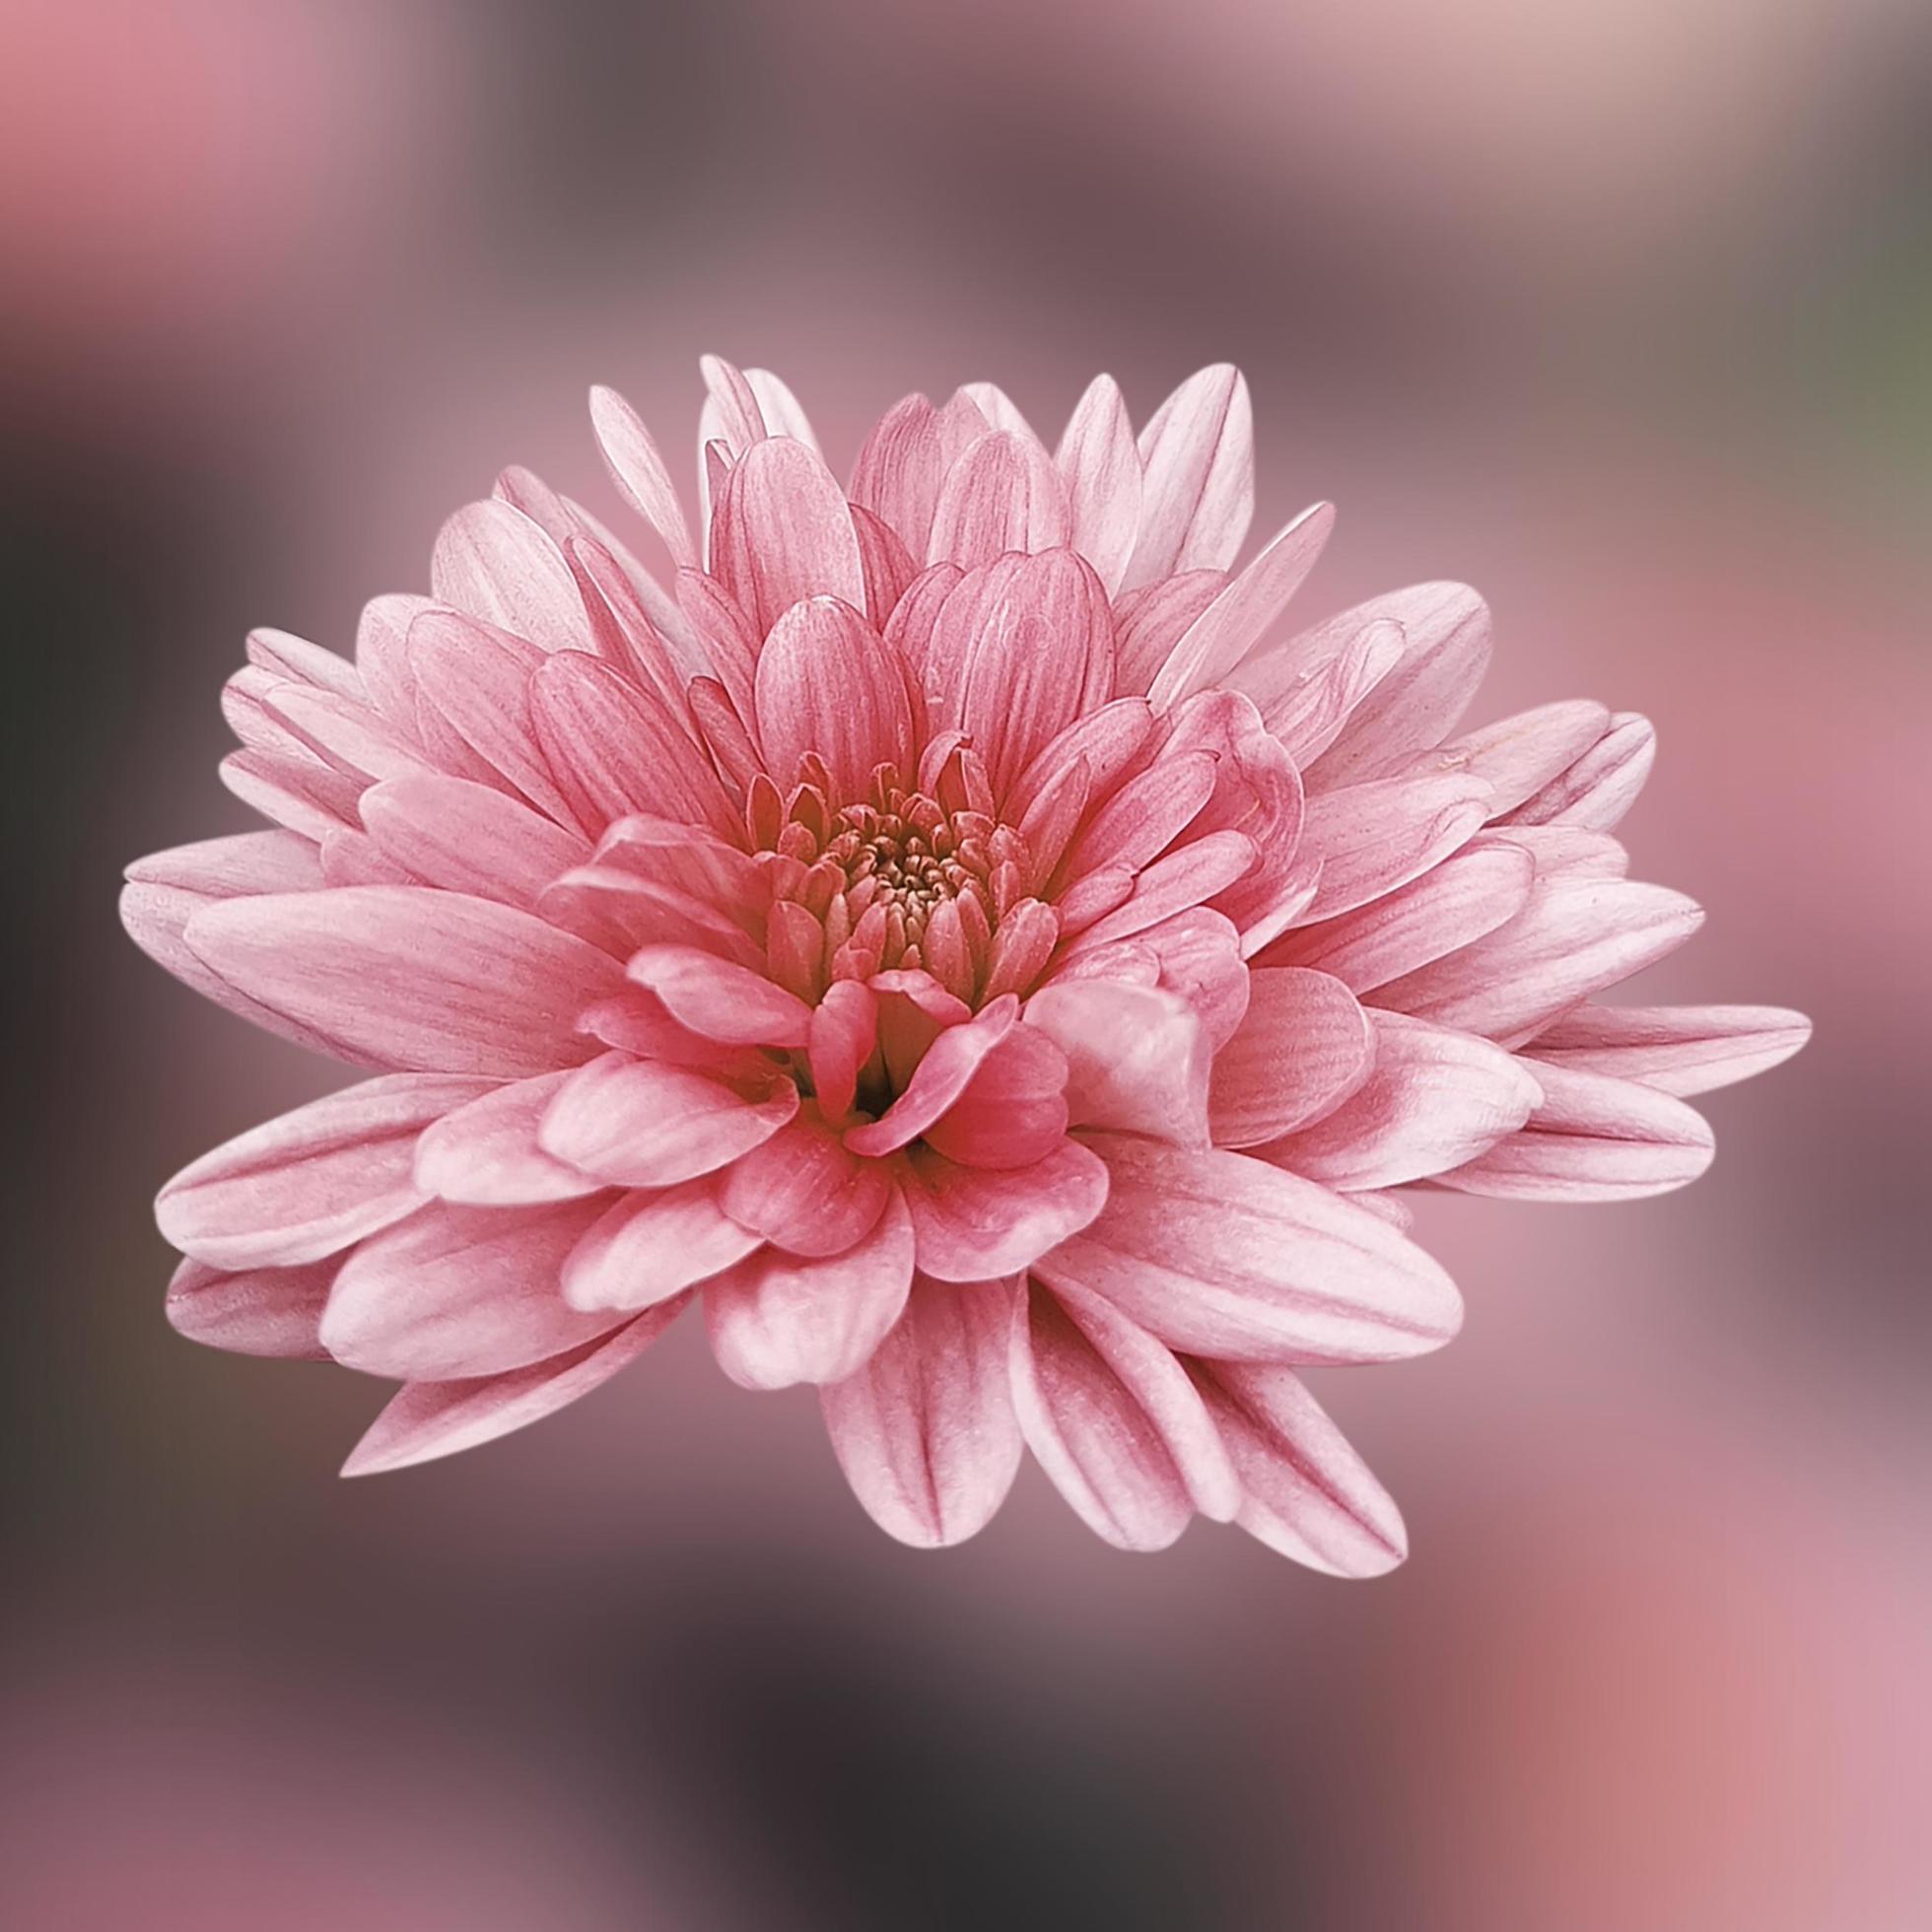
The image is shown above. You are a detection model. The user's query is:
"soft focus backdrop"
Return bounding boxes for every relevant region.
[6,1,1929,1926]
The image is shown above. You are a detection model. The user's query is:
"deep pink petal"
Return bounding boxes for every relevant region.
[754,595,915,796]
[706,1186,915,1389]
[588,384,698,568]
[820,1274,1023,1548]
[1500,712,1656,831]
[919,1024,1070,1169]
[627,944,813,1048]
[1423,700,1612,818]
[1038,1136,1461,1363]
[720,1113,895,1256]
[844,998,1018,1157]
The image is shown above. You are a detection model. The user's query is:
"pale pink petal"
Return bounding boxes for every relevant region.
[159,1072,489,1269]
[1260,1011,1541,1189]
[1111,571,1227,697]
[1298,583,1493,786]
[354,592,433,736]
[539,1051,798,1187]
[578,990,784,1081]
[1124,364,1254,589]
[845,998,1018,1157]
[1037,1136,1461,1363]
[1502,825,1630,880]
[742,366,819,448]
[706,1187,915,1389]
[958,380,1034,438]
[1193,1361,1407,1576]
[431,500,587,654]
[720,1113,895,1256]
[166,1255,334,1360]
[1147,503,1335,711]
[1524,1003,1812,1096]
[1208,968,1375,1148]
[320,1198,624,1379]
[1500,711,1656,831]
[1008,696,1154,820]
[710,436,865,639]
[1098,906,1251,1052]
[1422,700,1612,818]
[219,747,355,843]
[699,353,767,455]
[1060,830,1256,948]
[413,1072,607,1206]
[628,944,813,1048]
[1023,982,1210,1147]
[1287,773,1492,926]
[183,887,624,1076]
[819,1275,1023,1548]
[1061,751,1217,882]
[901,1140,1110,1282]
[1377,878,1704,1046]
[1008,1280,1214,1551]
[359,774,589,910]
[528,650,735,839]
[342,1299,687,1477]
[245,626,365,699]
[754,595,915,796]
[1436,1061,1714,1202]
[1260,838,1535,992]
[1054,374,1142,593]
[588,384,697,568]
[561,1182,761,1310]
[260,684,427,787]
[919,1024,1070,1169]
[928,430,1071,568]
[1235,618,1406,766]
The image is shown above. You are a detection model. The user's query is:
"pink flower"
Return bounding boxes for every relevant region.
[123,359,1807,1569]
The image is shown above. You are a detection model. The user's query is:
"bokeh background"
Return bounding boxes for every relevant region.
[6,1,1930,1926]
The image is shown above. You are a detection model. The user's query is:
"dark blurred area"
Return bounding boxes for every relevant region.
[4,1,1929,1926]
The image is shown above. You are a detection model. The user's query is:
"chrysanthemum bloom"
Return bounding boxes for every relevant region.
[123,360,1808,1570]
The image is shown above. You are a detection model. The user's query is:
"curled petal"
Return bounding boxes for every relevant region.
[901,1139,1110,1282]
[1024,982,1209,1147]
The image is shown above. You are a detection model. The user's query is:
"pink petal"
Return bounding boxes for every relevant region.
[1260,837,1535,992]
[1424,700,1612,817]
[1124,365,1254,589]
[539,1051,798,1187]
[850,503,920,629]
[807,979,879,1124]
[1023,982,1210,1147]
[1259,1011,1541,1189]
[1146,502,1335,711]
[359,774,589,910]
[159,1072,489,1269]
[706,1186,915,1389]
[1062,751,1217,882]
[928,430,1071,569]
[1060,829,1257,948]
[720,1112,895,1256]
[1436,1061,1714,1202]
[166,1255,335,1360]
[901,1139,1110,1282]
[528,650,734,839]
[1054,374,1142,593]
[1287,773,1492,926]
[1009,695,1155,820]
[588,384,697,568]
[743,366,819,448]
[245,626,364,699]
[431,499,587,654]
[184,887,624,1077]
[561,1181,761,1310]
[1500,711,1656,831]
[709,436,865,640]
[1208,968,1375,1148]
[341,1299,687,1477]
[1377,877,1704,1046]
[121,832,341,1056]
[1037,1136,1461,1363]
[699,352,767,455]
[1192,1361,1407,1576]
[627,945,812,1049]
[754,595,915,796]
[920,1024,1071,1170]
[320,1198,624,1379]
[1524,1002,1811,1097]
[354,592,433,735]
[1299,583,1493,787]
[413,1072,607,1206]
[819,1275,1023,1548]
[1235,618,1406,766]
[845,998,1018,1157]
[1084,906,1251,1053]
[849,396,949,560]
[1111,571,1228,697]
[1008,1279,1225,1551]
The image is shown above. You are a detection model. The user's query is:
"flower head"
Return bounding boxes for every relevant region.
[123,359,1808,1568]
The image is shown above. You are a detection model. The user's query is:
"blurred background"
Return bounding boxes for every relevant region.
[5,0,1929,1925]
